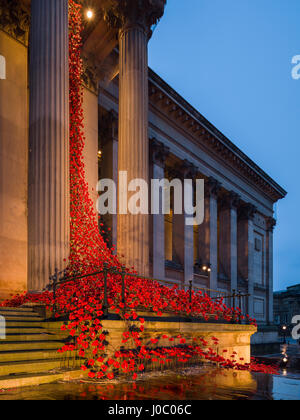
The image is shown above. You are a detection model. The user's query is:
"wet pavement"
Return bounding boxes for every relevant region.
[0,367,299,400]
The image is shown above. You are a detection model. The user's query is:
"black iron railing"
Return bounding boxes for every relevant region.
[48,265,250,324]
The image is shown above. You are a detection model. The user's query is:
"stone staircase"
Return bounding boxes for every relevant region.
[0,306,84,389]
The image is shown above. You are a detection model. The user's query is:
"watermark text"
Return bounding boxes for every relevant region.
[97,172,204,226]
[0,55,5,80]
[291,55,300,80]
[292,315,300,340]
[0,315,5,340]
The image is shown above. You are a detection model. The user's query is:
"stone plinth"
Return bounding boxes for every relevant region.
[47,319,256,366]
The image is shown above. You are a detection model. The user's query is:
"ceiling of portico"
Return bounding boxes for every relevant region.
[22,0,119,83]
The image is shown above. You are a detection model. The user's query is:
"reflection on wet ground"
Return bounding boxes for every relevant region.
[0,367,300,400]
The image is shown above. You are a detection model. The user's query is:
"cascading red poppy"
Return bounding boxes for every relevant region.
[0,0,278,380]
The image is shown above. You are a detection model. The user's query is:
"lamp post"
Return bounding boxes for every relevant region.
[201,262,212,298]
[282,325,287,344]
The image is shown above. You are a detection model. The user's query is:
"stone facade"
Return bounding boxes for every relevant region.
[274,284,300,326]
[0,0,286,330]
[100,70,285,324]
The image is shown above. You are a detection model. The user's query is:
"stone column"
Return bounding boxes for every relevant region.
[219,191,240,297]
[174,161,198,287]
[168,160,197,286]
[150,139,170,279]
[101,0,166,276]
[198,177,221,292]
[28,0,70,291]
[266,217,276,324]
[238,204,257,318]
[99,110,119,251]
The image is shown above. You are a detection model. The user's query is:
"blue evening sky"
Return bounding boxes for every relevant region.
[148,0,299,291]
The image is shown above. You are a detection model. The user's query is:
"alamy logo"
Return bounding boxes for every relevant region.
[0,315,5,340]
[0,55,6,80]
[292,315,300,340]
[291,55,300,80]
[97,172,205,226]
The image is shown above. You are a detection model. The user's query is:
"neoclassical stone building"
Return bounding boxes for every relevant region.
[0,0,286,326]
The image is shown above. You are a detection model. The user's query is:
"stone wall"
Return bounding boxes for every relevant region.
[46,319,257,365]
[0,30,28,299]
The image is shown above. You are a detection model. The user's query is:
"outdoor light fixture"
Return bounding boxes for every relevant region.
[97,150,102,159]
[282,325,288,344]
[202,263,212,273]
[86,9,94,19]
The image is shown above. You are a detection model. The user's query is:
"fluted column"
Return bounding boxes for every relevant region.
[198,177,221,292]
[150,139,170,279]
[266,217,276,324]
[28,0,69,291]
[238,204,257,318]
[100,0,166,276]
[183,162,198,287]
[117,25,149,275]
[171,161,198,286]
[219,191,240,298]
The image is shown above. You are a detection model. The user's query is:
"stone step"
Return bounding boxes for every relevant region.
[1,316,44,322]
[2,333,65,342]
[0,349,65,363]
[0,307,36,314]
[5,321,45,328]
[5,328,48,334]
[0,310,40,318]
[0,369,86,390]
[0,341,65,352]
[0,359,66,376]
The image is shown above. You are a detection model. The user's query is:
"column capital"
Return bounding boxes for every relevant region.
[82,56,99,94]
[150,138,170,168]
[266,217,276,232]
[205,177,222,199]
[238,203,257,221]
[181,160,198,180]
[101,0,167,37]
[220,191,241,210]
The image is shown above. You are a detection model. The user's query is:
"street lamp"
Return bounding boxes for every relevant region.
[281,354,289,368]
[282,325,287,344]
[202,263,211,273]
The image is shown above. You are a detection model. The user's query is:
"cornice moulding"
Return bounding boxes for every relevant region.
[148,68,287,203]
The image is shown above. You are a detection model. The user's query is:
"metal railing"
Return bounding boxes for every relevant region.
[48,265,250,324]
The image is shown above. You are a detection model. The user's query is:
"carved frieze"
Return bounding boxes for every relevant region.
[0,0,30,46]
